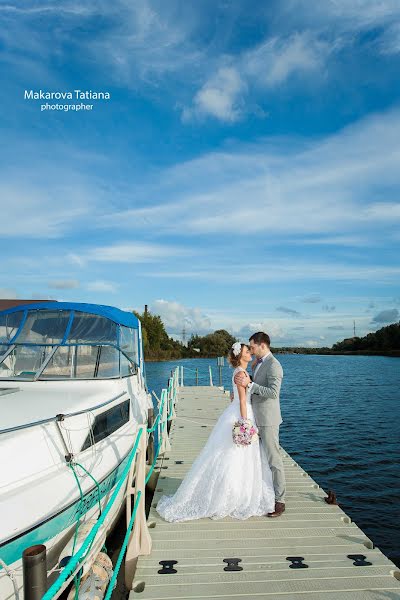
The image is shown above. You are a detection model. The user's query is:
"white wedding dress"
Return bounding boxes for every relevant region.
[156,367,275,522]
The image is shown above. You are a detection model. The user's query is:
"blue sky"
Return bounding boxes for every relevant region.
[1,0,399,346]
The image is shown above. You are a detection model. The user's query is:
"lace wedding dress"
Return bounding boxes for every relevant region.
[156,367,275,522]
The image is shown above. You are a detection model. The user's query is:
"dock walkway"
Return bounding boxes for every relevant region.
[130,385,400,599]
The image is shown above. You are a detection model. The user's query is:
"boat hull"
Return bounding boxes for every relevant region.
[0,458,129,600]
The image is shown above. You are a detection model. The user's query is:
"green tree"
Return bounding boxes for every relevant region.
[332,322,400,354]
[134,309,192,360]
[188,329,236,357]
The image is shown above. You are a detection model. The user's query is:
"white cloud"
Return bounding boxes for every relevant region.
[150,299,212,335]
[100,108,400,242]
[86,242,184,263]
[87,280,118,293]
[314,0,400,29]
[299,293,322,303]
[304,339,321,347]
[380,23,400,54]
[322,305,336,313]
[67,253,86,268]
[271,0,400,62]
[0,137,105,240]
[242,33,328,88]
[276,306,301,316]
[371,308,399,323]
[84,0,204,85]
[237,322,287,342]
[0,3,95,16]
[364,202,400,220]
[184,32,327,123]
[48,279,80,290]
[0,288,18,299]
[147,262,400,285]
[184,66,246,123]
[0,181,91,238]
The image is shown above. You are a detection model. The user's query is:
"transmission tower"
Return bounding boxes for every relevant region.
[182,325,187,345]
[353,320,356,337]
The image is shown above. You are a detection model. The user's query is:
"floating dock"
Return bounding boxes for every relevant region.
[130,385,400,599]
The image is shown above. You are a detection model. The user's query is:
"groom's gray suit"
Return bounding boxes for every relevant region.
[250,354,286,503]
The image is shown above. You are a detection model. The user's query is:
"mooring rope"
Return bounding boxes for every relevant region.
[0,559,19,600]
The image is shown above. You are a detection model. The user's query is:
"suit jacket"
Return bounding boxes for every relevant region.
[251,353,283,426]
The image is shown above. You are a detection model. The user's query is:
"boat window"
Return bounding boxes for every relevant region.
[120,352,135,377]
[0,311,24,343]
[81,400,130,450]
[38,345,84,378]
[67,313,117,344]
[0,345,55,379]
[119,326,139,365]
[39,345,130,379]
[17,311,71,345]
[96,346,120,378]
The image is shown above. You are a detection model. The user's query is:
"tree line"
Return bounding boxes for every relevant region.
[134,309,400,360]
[331,321,400,356]
[133,309,237,360]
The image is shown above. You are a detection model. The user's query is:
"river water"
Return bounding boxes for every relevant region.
[145,354,400,568]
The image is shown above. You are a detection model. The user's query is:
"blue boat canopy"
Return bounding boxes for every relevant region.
[0,302,144,380]
[0,302,139,329]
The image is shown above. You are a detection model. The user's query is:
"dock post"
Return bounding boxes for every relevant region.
[209,365,213,386]
[219,365,222,386]
[168,379,176,421]
[196,368,199,385]
[125,425,152,589]
[159,389,171,454]
[147,408,154,465]
[180,366,184,387]
[22,544,47,600]
[167,378,171,420]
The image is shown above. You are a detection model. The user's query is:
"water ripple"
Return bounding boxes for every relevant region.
[146,355,400,567]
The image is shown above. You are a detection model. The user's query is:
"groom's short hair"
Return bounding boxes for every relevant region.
[249,331,271,347]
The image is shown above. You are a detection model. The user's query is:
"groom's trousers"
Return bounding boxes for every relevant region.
[258,425,286,503]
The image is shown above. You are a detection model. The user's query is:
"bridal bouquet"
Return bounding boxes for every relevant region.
[232,418,258,446]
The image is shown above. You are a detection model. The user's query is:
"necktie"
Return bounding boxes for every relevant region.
[256,358,263,364]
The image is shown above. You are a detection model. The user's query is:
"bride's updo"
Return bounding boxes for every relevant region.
[227,343,249,368]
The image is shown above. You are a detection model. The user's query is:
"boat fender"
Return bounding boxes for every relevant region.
[58,519,106,577]
[66,553,113,600]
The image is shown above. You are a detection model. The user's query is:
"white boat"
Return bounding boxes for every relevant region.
[0,302,153,599]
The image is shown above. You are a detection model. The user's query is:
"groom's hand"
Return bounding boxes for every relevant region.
[234,371,250,388]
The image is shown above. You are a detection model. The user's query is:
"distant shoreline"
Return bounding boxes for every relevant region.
[146,350,400,362]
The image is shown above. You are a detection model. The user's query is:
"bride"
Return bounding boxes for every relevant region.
[156,343,275,522]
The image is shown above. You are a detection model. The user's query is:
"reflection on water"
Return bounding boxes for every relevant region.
[146,354,400,567]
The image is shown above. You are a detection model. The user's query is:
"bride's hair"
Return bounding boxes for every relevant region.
[227,343,249,368]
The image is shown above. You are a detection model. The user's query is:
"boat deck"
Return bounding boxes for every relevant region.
[130,385,400,599]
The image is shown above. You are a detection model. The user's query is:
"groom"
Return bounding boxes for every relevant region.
[234,331,286,517]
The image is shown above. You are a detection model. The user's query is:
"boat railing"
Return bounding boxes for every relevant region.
[0,391,129,436]
[34,366,180,600]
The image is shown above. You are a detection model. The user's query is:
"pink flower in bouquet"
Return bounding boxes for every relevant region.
[232,418,258,446]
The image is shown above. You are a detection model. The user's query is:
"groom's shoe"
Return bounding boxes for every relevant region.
[268,502,285,517]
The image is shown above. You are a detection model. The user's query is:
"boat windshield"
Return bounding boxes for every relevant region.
[0,309,139,381]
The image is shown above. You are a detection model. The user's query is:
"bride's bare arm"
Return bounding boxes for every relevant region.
[237,383,248,419]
